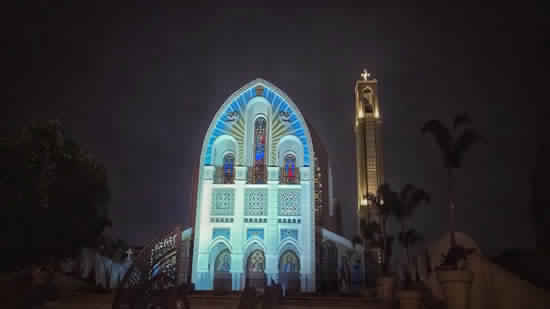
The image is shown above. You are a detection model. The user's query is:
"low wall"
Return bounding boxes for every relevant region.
[469,254,550,309]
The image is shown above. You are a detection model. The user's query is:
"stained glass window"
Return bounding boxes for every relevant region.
[283,153,296,183]
[223,153,234,184]
[247,249,265,273]
[254,117,267,183]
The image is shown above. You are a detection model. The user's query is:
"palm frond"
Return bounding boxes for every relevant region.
[451,128,487,168]
[453,113,472,130]
[399,184,415,206]
[398,229,423,247]
[421,120,453,165]
[359,219,380,242]
[396,184,430,219]
[376,183,394,200]
[409,188,431,212]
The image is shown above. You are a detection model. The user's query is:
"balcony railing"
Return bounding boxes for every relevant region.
[280,167,300,184]
[213,165,300,185]
[214,167,234,184]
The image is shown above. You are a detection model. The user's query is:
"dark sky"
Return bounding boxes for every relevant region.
[4,4,547,256]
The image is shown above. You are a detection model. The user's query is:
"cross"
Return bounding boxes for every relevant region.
[361,69,371,81]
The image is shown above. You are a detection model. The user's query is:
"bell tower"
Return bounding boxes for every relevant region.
[354,69,384,228]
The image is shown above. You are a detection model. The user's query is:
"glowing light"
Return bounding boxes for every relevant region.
[361,69,371,81]
[358,109,364,118]
[374,108,380,119]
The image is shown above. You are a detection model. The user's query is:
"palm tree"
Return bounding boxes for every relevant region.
[398,228,423,287]
[421,113,486,249]
[359,183,399,275]
[393,184,430,267]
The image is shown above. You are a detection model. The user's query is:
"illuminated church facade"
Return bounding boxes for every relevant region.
[184,76,383,292]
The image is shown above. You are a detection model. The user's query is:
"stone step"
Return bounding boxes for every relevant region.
[281,296,384,308]
[188,294,386,309]
[43,290,388,309]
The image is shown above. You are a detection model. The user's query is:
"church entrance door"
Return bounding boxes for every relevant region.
[246,249,265,290]
[213,249,231,292]
[279,250,300,294]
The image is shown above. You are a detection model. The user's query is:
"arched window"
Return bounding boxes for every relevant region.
[362,87,374,114]
[223,153,234,184]
[281,153,298,184]
[253,117,267,183]
[285,153,296,177]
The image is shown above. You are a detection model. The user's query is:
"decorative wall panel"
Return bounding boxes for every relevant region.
[211,188,234,216]
[245,188,268,216]
[278,189,301,216]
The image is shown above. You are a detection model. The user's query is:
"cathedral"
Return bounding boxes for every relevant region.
[115,73,384,299]
[181,73,384,293]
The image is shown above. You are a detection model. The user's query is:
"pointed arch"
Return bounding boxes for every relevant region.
[200,79,314,168]
[279,250,300,273]
[243,240,266,275]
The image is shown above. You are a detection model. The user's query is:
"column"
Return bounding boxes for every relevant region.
[232,166,247,290]
[266,166,280,284]
[194,166,214,290]
[300,166,314,292]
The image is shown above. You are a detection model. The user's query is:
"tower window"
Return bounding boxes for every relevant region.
[362,88,374,113]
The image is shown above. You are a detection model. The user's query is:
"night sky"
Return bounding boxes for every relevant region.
[4,4,547,256]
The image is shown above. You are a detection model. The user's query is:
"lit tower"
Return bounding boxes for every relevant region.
[355,69,384,228]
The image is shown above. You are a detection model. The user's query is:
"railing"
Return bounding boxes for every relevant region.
[214,167,234,184]
[280,167,300,184]
[214,165,300,184]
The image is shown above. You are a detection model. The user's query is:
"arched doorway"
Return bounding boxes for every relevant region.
[279,250,300,273]
[279,249,301,294]
[246,249,265,289]
[211,245,232,292]
[214,249,231,272]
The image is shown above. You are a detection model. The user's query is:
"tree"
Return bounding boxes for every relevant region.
[421,114,486,250]
[392,184,430,267]
[359,183,399,276]
[1,120,111,271]
[398,228,423,288]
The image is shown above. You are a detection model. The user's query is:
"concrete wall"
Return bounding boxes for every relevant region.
[468,254,550,309]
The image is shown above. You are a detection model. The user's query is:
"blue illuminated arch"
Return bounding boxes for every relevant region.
[202,79,313,167]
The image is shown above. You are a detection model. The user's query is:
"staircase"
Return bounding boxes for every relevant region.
[280,295,388,308]
[40,290,390,309]
[188,291,389,309]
